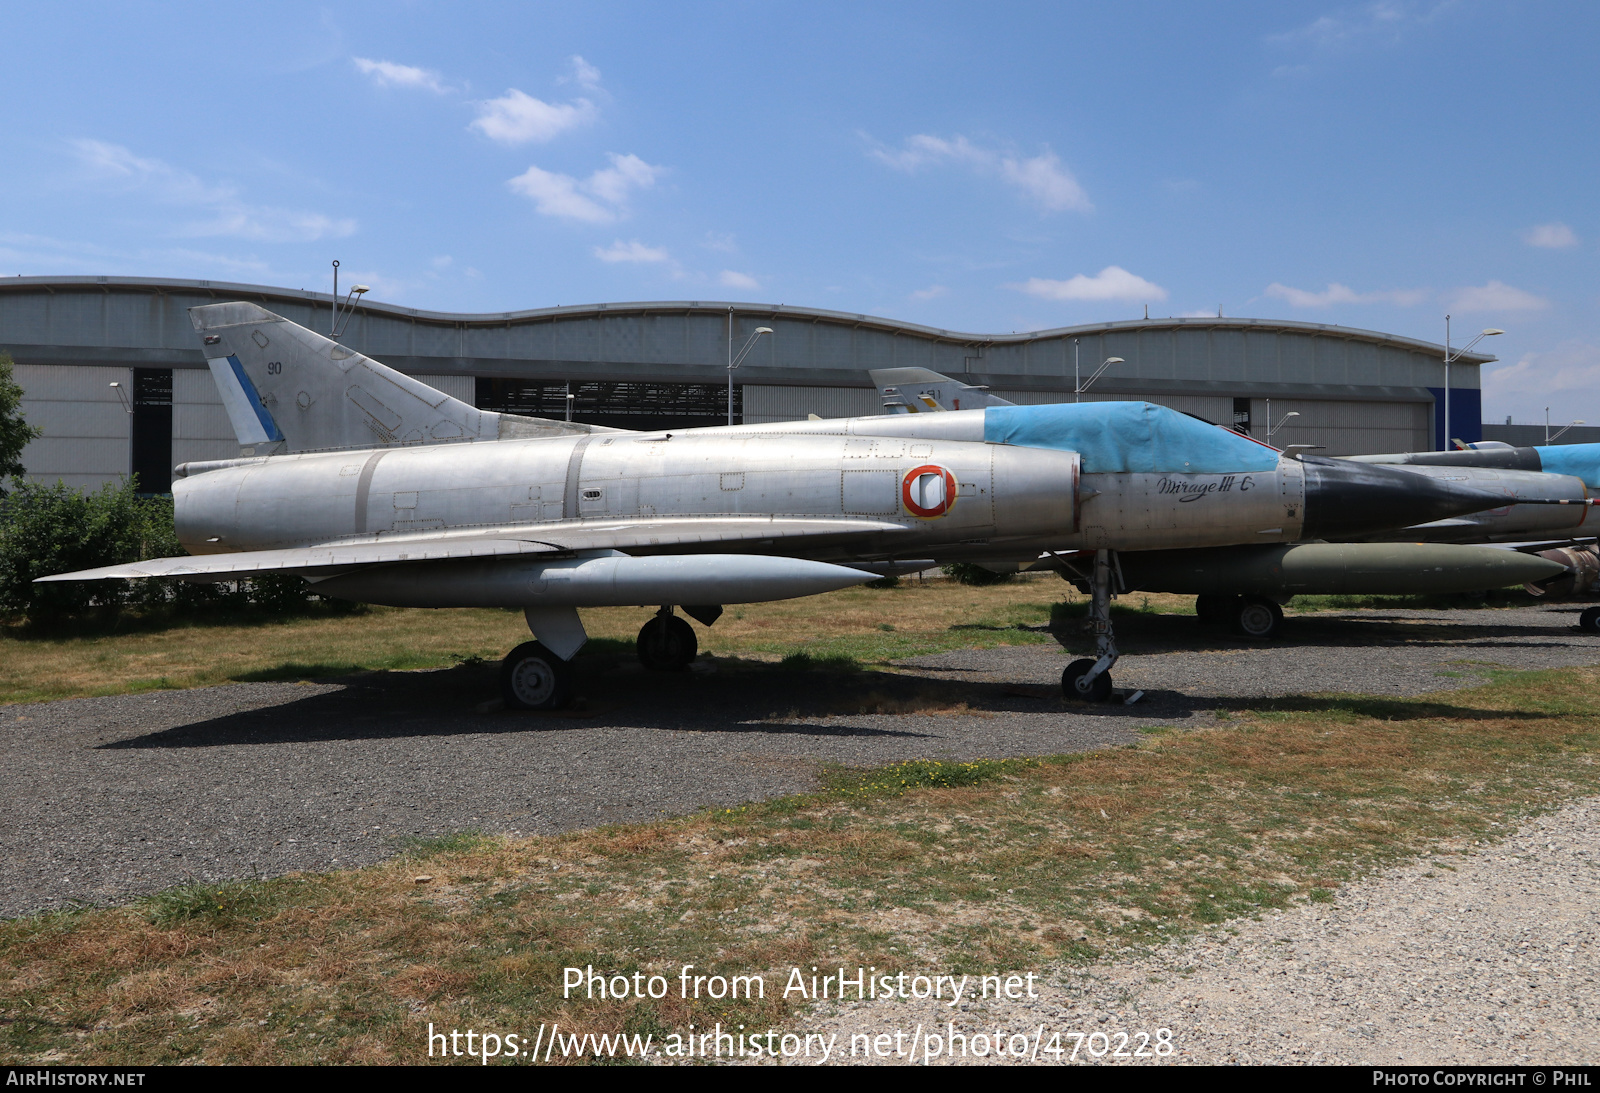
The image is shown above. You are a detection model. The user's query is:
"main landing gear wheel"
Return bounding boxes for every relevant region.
[1195,593,1239,627]
[1233,596,1284,640]
[1580,606,1600,634]
[500,641,573,711]
[637,614,698,671]
[1062,658,1114,703]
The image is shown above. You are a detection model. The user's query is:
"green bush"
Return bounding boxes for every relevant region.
[0,478,163,618]
[0,477,358,626]
[940,561,1015,586]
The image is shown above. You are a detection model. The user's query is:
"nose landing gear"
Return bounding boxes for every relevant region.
[1062,548,1120,702]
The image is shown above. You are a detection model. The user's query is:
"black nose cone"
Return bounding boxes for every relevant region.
[1301,457,1511,539]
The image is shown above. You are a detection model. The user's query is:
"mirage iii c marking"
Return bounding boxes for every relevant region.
[40,304,1521,707]
[1156,474,1254,502]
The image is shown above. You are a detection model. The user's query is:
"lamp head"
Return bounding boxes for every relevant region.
[1482,328,1503,336]
[1104,356,1124,364]
[351,285,369,295]
[755,327,773,335]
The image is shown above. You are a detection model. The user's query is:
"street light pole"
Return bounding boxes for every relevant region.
[1442,317,1503,450]
[1264,399,1300,444]
[725,316,773,425]
[1076,356,1124,401]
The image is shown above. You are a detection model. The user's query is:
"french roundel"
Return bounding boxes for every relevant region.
[902,464,957,518]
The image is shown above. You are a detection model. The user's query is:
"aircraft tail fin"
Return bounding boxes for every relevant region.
[869,367,1016,414]
[189,301,603,454]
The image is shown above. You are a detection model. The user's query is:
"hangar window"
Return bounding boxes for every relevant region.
[130,368,173,496]
[475,379,737,430]
[1231,397,1252,436]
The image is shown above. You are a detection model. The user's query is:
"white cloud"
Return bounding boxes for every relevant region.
[1524,223,1578,249]
[1450,280,1549,313]
[68,139,354,242]
[1269,2,1411,50]
[1263,281,1427,307]
[1483,341,1600,420]
[594,239,671,264]
[0,230,274,279]
[702,231,739,253]
[997,152,1090,212]
[909,285,948,301]
[718,270,760,290]
[587,154,658,205]
[506,153,661,223]
[866,133,1091,213]
[471,89,596,145]
[568,55,602,91]
[185,208,356,242]
[71,139,226,204]
[506,166,610,222]
[353,57,449,93]
[869,133,987,171]
[1012,267,1167,303]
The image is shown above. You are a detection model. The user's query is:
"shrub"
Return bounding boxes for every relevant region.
[940,561,1015,586]
[0,478,158,618]
[0,477,357,625]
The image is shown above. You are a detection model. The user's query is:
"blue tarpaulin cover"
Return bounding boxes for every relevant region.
[1535,443,1600,489]
[984,402,1282,474]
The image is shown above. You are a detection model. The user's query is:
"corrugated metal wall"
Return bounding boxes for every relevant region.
[744,384,1430,454]
[15,364,132,490]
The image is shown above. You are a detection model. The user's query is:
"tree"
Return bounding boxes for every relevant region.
[0,352,42,494]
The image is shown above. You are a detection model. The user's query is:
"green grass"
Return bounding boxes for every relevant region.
[5,663,1600,1064]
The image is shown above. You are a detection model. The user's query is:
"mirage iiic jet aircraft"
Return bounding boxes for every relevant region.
[42,304,1535,707]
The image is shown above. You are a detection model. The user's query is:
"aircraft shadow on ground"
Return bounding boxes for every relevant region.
[98,632,1549,749]
[100,661,966,750]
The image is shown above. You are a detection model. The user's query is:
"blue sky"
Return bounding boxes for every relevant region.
[2,1,1596,426]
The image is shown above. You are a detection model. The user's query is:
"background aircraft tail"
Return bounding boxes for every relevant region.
[869,367,1017,413]
[189,301,601,454]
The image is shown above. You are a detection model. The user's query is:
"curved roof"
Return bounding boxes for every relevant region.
[0,274,1491,364]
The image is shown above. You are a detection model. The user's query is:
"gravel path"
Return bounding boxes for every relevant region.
[2,602,1595,922]
[906,601,1600,698]
[797,796,1600,1066]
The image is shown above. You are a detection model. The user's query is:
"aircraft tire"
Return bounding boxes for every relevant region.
[500,641,573,711]
[638,615,698,671]
[1062,658,1113,703]
[1233,597,1283,640]
[1579,606,1600,634]
[1195,594,1238,627]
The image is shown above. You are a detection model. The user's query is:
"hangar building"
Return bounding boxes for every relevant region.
[0,275,1492,493]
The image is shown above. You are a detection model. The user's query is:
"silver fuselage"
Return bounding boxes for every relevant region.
[175,411,1306,563]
